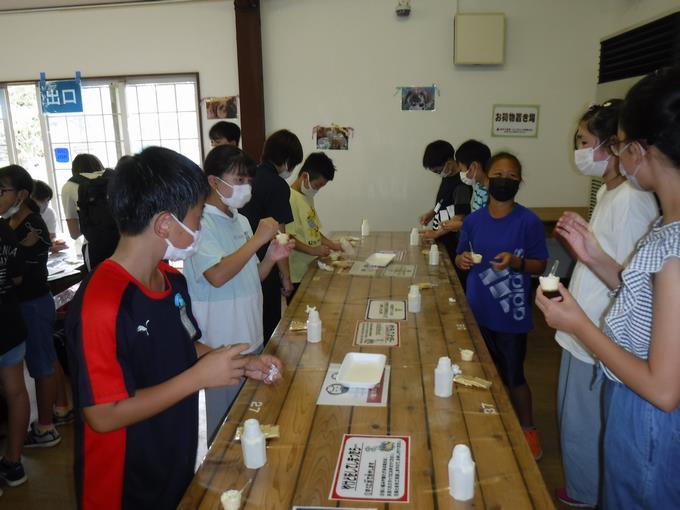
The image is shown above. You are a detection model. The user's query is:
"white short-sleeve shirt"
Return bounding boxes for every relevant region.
[184,204,263,353]
[60,171,104,220]
[555,182,658,364]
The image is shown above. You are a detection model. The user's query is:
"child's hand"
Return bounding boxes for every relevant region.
[254,217,280,244]
[245,355,284,384]
[267,238,294,262]
[441,217,463,232]
[535,283,589,334]
[491,252,513,271]
[418,212,433,226]
[555,211,602,266]
[314,245,331,257]
[455,252,474,270]
[194,343,250,388]
[327,240,342,252]
[419,229,440,240]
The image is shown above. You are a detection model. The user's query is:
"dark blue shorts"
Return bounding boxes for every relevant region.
[478,326,527,388]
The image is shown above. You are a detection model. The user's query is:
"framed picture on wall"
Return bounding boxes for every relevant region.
[491,104,539,137]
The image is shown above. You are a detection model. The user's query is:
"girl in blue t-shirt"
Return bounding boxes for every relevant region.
[455,152,548,460]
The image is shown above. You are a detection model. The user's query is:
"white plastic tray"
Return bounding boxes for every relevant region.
[336,352,387,389]
[365,252,396,267]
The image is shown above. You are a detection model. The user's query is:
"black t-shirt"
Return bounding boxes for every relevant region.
[240,161,294,261]
[66,260,201,510]
[13,211,50,301]
[433,174,472,256]
[0,219,26,354]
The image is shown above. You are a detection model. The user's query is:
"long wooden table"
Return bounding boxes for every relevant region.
[180,232,554,509]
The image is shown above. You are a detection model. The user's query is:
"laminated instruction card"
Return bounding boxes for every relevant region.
[382,264,416,278]
[330,434,410,503]
[353,321,400,347]
[365,299,407,321]
[317,364,390,407]
[348,261,379,277]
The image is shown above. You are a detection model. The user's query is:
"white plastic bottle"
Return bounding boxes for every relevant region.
[361,218,370,236]
[408,284,421,313]
[241,418,267,469]
[448,444,475,501]
[434,356,453,397]
[428,244,440,266]
[409,227,420,246]
[306,305,322,343]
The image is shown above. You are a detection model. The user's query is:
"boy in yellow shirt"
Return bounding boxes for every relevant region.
[286,153,340,300]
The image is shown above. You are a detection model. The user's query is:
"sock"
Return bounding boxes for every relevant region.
[35,422,56,434]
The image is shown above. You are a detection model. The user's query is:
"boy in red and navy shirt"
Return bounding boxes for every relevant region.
[66,147,283,510]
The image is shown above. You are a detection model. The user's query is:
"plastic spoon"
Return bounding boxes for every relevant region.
[549,259,560,277]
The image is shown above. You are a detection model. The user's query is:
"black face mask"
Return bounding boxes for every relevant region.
[488,177,520,202]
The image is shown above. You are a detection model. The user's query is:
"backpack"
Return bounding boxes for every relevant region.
[73,171,120,269]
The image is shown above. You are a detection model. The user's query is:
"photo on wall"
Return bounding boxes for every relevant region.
[205,96,238,119]
[400,86,436,111]
[313,125,354,150]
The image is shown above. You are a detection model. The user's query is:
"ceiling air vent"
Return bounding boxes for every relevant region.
[598,11,680,84]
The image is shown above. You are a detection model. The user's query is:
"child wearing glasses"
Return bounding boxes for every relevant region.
[538,66,680,508]
[552,100,657,507]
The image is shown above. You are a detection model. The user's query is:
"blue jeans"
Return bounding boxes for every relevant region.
[603,380,680,509]
[20,293,57,378]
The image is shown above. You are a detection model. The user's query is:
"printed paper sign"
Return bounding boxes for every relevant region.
[349,261,379,277]
[354,321,400,347]
[492,104,540,137]
[330,434,410,502]
[317,364,390,407]
[293,507,377,510]
[365,300,407,321]
[382,264,416,278]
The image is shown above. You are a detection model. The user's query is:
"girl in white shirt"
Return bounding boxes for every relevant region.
[553,100,658,507]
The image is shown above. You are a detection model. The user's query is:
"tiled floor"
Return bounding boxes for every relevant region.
[1,306,577,509]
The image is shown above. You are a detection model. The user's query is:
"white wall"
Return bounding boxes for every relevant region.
[0,0,238,156]
[0,0,676,232]
[261,0,679,232]
[261,0,614,231]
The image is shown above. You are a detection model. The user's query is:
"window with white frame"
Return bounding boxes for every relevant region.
[0,91,11,166]
[125,78,201,165]
[0,74,202,234]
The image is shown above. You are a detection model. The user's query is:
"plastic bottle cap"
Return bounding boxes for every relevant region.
[243,418,261,436]
[306,305,320,322]
[453,444,472,463]
[437,356,452,370]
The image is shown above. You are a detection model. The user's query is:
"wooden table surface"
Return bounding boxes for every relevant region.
[180,232,554,510]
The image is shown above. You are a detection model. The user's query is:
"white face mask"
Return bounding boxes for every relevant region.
[163,213,200,261]
[574,142,609,177]
[619,142,649,191]
[215,177,252,209]
[301,174,318,198]
[459,171,474,186]
[279,164,292,180]
[1,199,22,219]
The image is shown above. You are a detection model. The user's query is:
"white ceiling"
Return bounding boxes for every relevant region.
[0,0,162,12]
